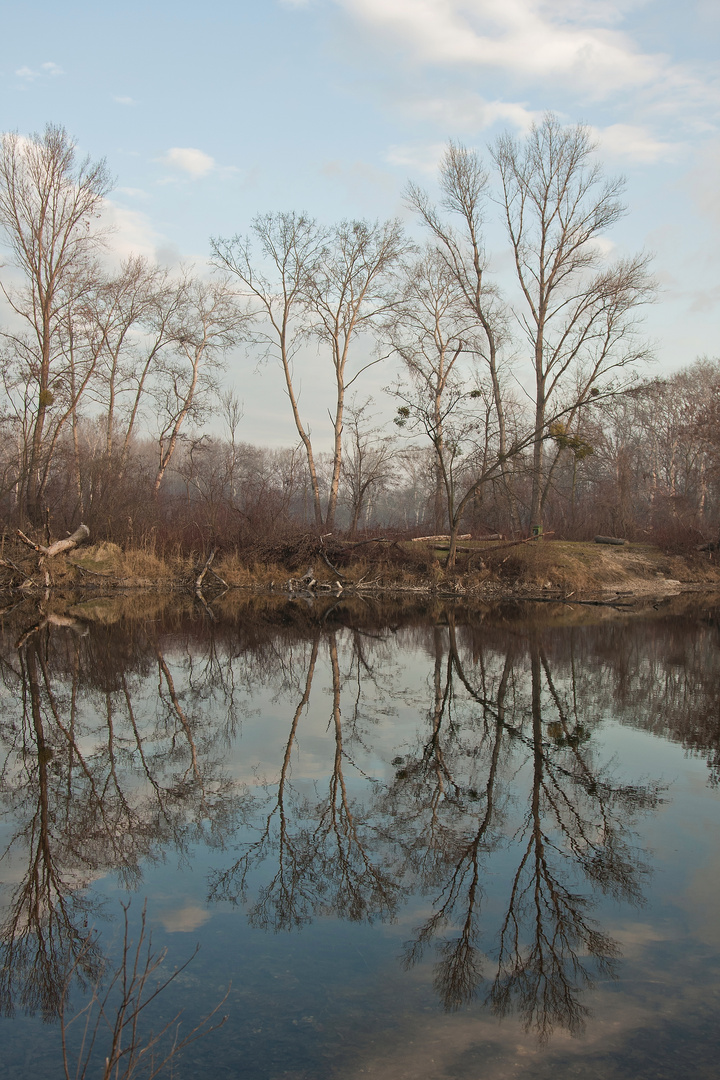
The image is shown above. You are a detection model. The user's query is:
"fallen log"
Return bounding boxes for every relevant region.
[17,523,90,557]
[16,524,91,587]
[411,534,471,543]
[594,535,628,546]
[427,545,482,554]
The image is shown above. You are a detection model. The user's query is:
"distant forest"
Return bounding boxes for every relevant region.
[0,119,717,558]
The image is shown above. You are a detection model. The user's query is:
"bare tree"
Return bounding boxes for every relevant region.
[388,247,482,533]
[341,397,396,533]
[491,114,654,531]
[153,273,245,494]
[406,143,508,472]
[0,125,112,522]
[212,215,406,531]
[305,218,407,530]
[210,213,327,526]
[85,257,178,472]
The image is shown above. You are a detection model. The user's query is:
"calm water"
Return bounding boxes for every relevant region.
[1,592,719,1079]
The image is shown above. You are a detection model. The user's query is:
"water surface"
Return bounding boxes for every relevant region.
[1,593,718,1078]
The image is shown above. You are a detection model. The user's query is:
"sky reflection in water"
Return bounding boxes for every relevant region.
[0,594,718,1079]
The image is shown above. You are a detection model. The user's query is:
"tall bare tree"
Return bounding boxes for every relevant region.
[210,213,327,527]
[492,114,654,530]
[406,142,508,472]
[212,214,405,531]
[305,218,407,530]
[86,257,176,470]
[388,247,481,533]
[0,125,112,521]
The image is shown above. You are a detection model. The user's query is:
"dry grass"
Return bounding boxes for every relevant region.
[200,538,720,594]
[71,542,190,582]
[213,553,286,587]
[474,538,720,591]
[4,533,720,598]
[478,540,659,589]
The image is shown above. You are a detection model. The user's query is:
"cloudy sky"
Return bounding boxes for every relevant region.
[2,0,719,443]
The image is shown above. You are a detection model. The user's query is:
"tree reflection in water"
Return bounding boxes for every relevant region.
[373,619,662,1038]
[209,630,404,929]
[0,609,238,1021]
[1,596,717,1053]
[206,606,667,1040]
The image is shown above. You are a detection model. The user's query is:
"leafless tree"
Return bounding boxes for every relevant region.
[406,144,508,469]
[388,247,495,538]
[153,273,246,494]
[305,218,407,529]
[212,214,406,531]
[0,125,112,521]
[210,213,327,526]
[86,257,180,475]
[341,397,396,533]
[491,114,654,530]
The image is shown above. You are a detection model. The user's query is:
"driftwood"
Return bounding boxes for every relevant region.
[487,531,555,557]
[594,535,628,546]
[195,549,217,591]
[411,534,471,543]
[16,524,91,588]
[192,548,229,618]
[17,523,90,557]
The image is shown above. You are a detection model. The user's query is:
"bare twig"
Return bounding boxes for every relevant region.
[60,901,229,1080]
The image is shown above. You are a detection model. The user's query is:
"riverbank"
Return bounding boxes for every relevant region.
[3,535,720,601]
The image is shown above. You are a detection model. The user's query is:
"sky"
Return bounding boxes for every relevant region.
[2,0,719,447]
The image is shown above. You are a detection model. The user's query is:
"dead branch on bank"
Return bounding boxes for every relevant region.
[16,524,91,587]
[410,534,472,543]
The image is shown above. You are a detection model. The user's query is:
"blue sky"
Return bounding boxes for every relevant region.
[2,0,719,445]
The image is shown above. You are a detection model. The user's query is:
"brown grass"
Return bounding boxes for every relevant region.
[4,533,720,597]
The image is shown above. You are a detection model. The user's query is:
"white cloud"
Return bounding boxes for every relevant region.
[329,0,702,104]
[687,136,720,226]
[15,61,64,80]
[113,95,137,106]
[320,159,397,207]
[385,141,448,174]
[587,235,617,259]
[688,284,720,314]
[404,92,540,134]
[160,146,216,177]
[100,199,164,263]
[115,186,150,200]
[592,123,681,164]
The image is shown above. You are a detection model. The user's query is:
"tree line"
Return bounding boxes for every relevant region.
[0,118,716,556]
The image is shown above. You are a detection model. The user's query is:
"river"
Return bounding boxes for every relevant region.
[1,592,718,1078]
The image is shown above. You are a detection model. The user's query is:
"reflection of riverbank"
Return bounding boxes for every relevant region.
[3,583,720,641]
